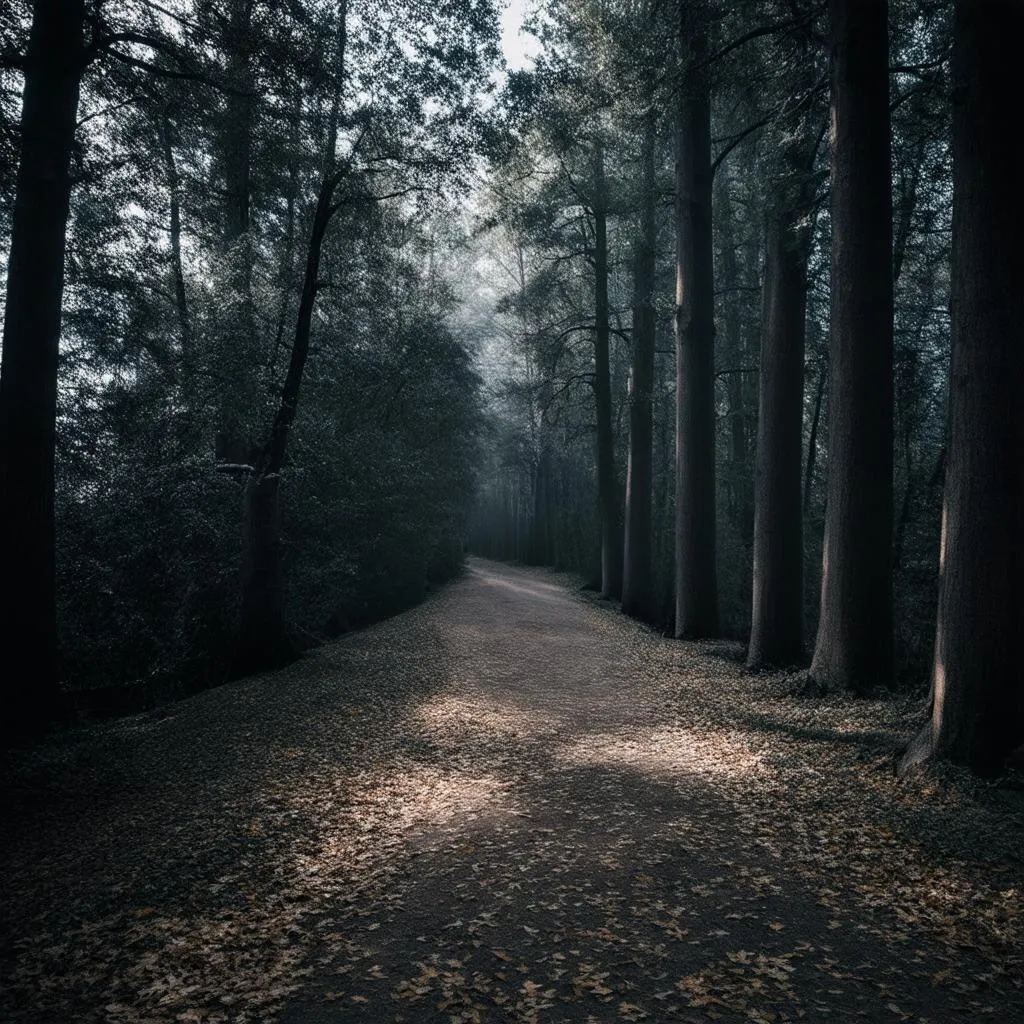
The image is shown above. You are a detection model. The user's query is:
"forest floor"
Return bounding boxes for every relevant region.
[2,559,1024,1024]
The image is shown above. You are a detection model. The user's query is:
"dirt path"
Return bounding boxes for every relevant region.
[3,559,1023,1023]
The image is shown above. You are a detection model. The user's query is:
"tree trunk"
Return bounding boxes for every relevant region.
[0,0,84,737]
[674,0,718,638]
[902,0,1024,776]
[234,167,338,673]
[717,187,752,539]
[235,471,291,673]
[748,190,811,669]
[234,0,348,675]
[808,0,893,693]
[531,448,553,565]
[218,0,260,459]
[802,356,825,517]
[622,121,656,620]
[592,141,623,599]
[160,106,191,363]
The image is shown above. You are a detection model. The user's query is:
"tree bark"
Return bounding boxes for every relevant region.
[902,0,1024,776]
[674,0,718,638]
[748,177,811,669]
[0,0,84,737]
[530,449,551,565]
[592,141,623,599]
[236,470,289,673]
[217,0,257,456]
[717,187,752,539]
[622,121,656,620]
[808,0,893,692]
[802,356,825,517]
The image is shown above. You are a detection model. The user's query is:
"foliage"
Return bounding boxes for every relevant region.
[1,0,500,702]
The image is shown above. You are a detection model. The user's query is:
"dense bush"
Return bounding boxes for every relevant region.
[55,310,481,701]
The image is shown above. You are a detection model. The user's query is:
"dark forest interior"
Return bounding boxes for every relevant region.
[1,0,1022,1020]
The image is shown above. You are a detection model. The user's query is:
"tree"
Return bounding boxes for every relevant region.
[621,118,656,619]
[591,138,623,598]
[474,0,638,594]
[747,140,816,669]
[715,183,753,544]
[746,15,824,671]
[808,0,893,693]
[674,0,718,638]
[234,0,500,673]
[0,0,84,736]
[901,0,1023,776]
[468,150,611,580]
[235,167,340,673]
[234,0,349,673]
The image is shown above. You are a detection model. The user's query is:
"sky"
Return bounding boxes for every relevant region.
[500,0,542,72]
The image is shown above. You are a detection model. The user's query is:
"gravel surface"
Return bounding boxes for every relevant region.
[2,558,1022,1023]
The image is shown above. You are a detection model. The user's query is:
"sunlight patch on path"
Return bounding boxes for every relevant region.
[7,559,1024,1024]
[415,693,558,742]
[318,765,517,842]
[558,727,765,783]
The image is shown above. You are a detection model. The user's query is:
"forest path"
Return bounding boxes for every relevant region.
[3,559,1023,1023]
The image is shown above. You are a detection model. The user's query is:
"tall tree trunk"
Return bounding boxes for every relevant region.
[802,355,825,517]
[0,0,84,737]
[549,458,561,568]
[592,141,622,599]
[717,187,752,539]
[235,0,348,675]
[622,121,656,619]
[674,0,718,638]
[236,167,338,673]
[902,0,1024,776]
[653,367,673,622]
[748,172,812,669]
[531,450,551,565]
[808,0,893,692]
[237,470,287,672]
[218,0,257,452]
[160,106,191,363]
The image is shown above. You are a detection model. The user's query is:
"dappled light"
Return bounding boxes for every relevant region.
[315,765,518,842]
[4,561,1022,1022]
[416,693,554,741]
[559,727,764,782]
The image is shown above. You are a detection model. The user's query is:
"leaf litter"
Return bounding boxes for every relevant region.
[2,558,1022,1023]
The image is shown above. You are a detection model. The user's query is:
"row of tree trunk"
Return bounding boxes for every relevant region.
[2,0,1020,775]
[595,0,1021,775]
[589,0,726,635]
